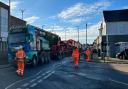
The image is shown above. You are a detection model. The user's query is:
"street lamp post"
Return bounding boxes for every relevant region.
[64,27,66,41]
[76,26,79,42]
[86,23,87,46]
[20,9,25,20]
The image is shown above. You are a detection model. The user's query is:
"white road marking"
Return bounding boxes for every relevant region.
[30,83,37,88]
[42,73,46,76]
[43,71,55,80]
[5,69,43,89]
[30,79,36,83]
[5,60,69,89]
[38,79,42,83]
[16,88,21,89]
[110,79,128,86]
[22,83,29,87]
[36,76,42,79]
[46,70,51,74]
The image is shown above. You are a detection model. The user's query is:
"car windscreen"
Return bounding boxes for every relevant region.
[9,33,26,44]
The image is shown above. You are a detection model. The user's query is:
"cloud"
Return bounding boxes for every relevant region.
[25,16,39,24]
[46,22,101,44]
[0,0,20,10]
[122,6,128,9]
[58,1,110,20]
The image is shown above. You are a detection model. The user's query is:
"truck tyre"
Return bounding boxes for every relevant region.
[32,56,37,67]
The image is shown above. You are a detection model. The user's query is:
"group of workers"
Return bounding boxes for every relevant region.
[72,47,91,67]
[15,45,91,76]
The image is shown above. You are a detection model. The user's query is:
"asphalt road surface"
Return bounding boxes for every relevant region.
[0,57,128,89]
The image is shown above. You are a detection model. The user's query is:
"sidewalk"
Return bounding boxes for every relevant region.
[99,57,128,64]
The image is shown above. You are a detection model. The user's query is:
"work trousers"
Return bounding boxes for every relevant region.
[17,59,24,76]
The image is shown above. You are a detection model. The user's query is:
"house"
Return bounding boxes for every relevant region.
[100,9,128,57]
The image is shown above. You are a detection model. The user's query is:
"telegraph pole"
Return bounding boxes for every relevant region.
[76,26,79,42]
[64,27,66,41]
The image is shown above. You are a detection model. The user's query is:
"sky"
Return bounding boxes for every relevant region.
[1,0,128,44]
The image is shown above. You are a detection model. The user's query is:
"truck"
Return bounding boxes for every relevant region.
[8,25,51,67]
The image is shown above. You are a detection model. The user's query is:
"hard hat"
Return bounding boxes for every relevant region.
[19,45,23,49]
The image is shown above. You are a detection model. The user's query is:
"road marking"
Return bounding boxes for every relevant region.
[25,88,29,89]
[36,76,42,79]
[30,79,36,83]
[43,71,55,79]
[22,83,29,87]
[30,83,37,88]
[46,70,51,74]
[38,79,42,83]
[16,88,21,89]
[5,60,69,89]
[5,68,44,89]
[42,73,46,76]
[110,79,128,86]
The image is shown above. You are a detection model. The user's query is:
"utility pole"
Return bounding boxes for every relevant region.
[86,23,87,45]
[64,27,67,41]
[9,0,11,7]
[20,9,25,20]
[76,26,79,42]
[106,28,109,60]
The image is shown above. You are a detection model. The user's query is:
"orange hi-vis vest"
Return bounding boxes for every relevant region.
[16,50,25,59]
[72,49,79,58]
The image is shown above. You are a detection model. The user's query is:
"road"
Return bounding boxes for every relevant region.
[0,57,128,89]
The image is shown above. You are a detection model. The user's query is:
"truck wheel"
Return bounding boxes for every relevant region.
[32,56,37,67]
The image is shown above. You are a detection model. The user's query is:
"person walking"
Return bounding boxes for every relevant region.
[72,47,80,68]
[16,45,26,76]
[85,48,91,62]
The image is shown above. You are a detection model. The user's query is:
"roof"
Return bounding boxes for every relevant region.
[0,2,10,10]
[103,9,128,22]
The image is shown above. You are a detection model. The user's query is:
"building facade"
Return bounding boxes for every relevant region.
[0,2,9,64]
[10,16,26,29]
[101,9,128,57]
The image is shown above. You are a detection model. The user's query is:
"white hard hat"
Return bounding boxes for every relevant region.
[19,45,23,49]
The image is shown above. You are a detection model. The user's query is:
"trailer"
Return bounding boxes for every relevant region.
[8,25,50,66]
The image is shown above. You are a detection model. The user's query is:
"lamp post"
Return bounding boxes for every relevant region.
[64,27,67,41]
[20,9,25,20]
[86,23,87,46]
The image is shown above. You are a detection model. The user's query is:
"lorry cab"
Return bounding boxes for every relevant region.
[8,25,50,67]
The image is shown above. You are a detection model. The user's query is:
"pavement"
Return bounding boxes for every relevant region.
[0,57,128,89]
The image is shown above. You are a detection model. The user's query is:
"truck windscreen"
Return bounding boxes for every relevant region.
[9,33,26,44]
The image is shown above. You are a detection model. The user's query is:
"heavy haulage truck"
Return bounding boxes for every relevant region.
[8,25,56,66]
[8,25,75,67]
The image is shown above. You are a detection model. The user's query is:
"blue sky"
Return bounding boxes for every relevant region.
[1,0,128,44]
